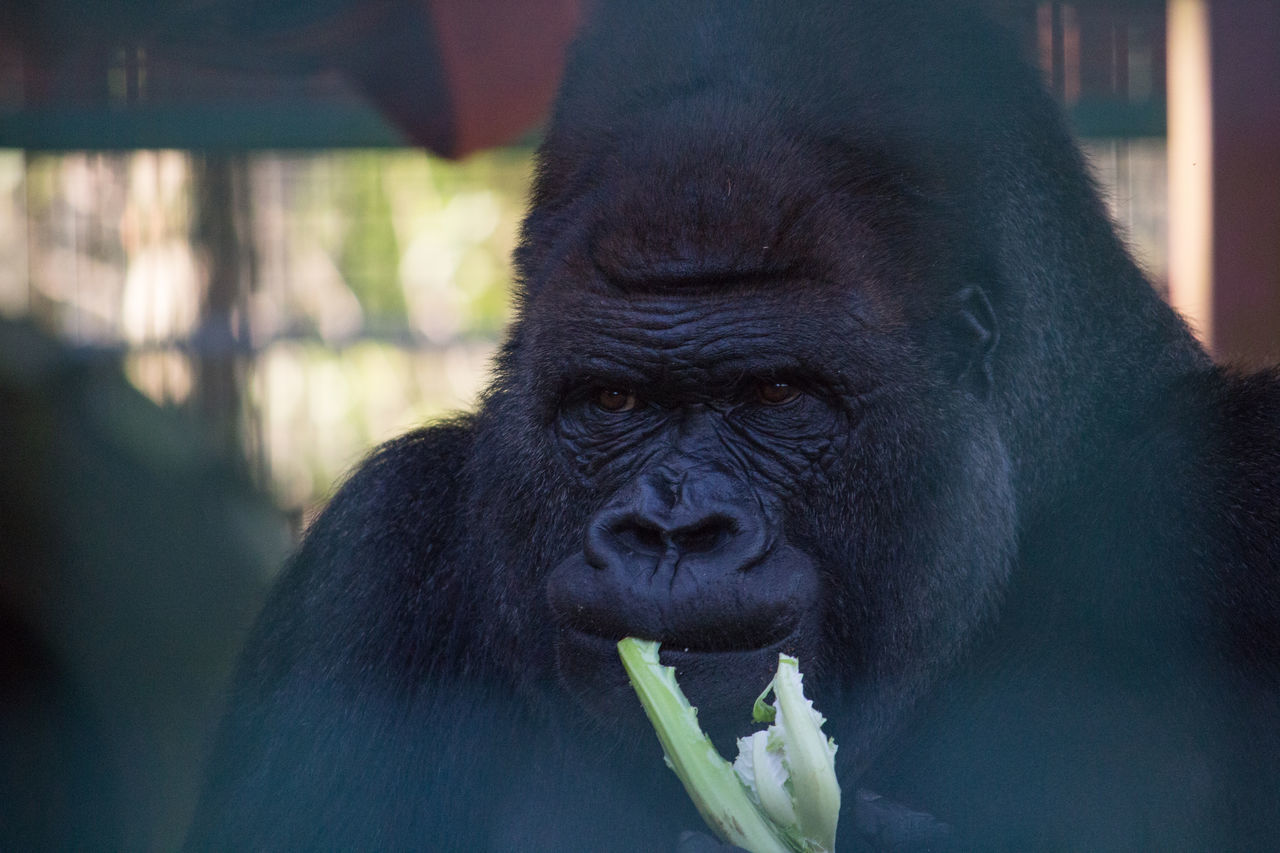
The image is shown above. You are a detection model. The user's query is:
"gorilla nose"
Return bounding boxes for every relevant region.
[552,468,812,655]
[583,476,770,577]
[603,511,738,559]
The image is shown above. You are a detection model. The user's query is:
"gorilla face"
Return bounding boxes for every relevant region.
[542,286,845,730]
[508,134,1019,758]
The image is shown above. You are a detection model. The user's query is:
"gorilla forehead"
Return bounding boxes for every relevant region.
[527,282,884,393]
[520,96,953,336]
[591,139,907,292]
[585,126,848,281]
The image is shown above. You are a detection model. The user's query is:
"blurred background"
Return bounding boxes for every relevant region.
[0,0,1276,849]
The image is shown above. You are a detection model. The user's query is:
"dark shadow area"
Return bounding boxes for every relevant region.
[0,318,291,849]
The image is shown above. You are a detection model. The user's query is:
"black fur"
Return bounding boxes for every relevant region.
[189,2,1280,849]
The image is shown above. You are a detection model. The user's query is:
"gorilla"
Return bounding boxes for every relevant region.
[189,1,1280,849]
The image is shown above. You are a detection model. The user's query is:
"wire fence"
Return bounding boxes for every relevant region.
[0,147,532,522]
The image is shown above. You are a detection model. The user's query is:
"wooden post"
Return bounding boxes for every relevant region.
[1208,0,1280,366]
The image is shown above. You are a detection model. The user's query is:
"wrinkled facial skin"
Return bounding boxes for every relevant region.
[514,263,1015,758]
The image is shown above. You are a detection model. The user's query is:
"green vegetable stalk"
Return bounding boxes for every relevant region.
[617,638,840,853]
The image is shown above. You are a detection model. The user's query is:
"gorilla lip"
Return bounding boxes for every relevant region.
[558,611,798,655]
[564,624,789,655]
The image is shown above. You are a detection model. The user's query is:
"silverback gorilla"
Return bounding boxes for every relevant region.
[189,1,1280,850]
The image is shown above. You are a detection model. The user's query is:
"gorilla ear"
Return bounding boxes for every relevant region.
[947,285,999,395]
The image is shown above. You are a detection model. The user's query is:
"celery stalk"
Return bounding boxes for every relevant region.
[617,637,791,853]
[764,655,840,852]
[618,638,841,853]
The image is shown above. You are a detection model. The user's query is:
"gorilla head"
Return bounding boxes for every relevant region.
[464,0,1143,762]
[515,129,1014,755]
[191,1,1278,850]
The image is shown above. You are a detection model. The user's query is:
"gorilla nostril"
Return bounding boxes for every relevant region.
[672,516,734,554]
[665,514,737,555]
[611,517,666,555]
[607,513,740,558]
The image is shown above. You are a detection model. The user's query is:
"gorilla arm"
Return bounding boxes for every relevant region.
[185,424,478,847]
[186,422,710,850]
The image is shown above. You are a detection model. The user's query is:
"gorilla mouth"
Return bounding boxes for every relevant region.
[555,624,818,749]
[562,625,792,654]
[545,543,823,657]
[544,506,824,739]
[563,616,795,654]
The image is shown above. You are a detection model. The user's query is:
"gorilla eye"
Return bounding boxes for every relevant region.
[756,382,801,406]
[595,389,638,412]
